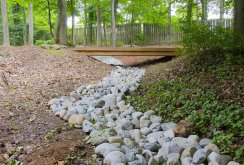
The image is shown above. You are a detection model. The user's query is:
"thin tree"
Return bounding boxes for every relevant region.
[47,0,54,38]
[200,0,208,24]
[28,3,34,45]
[22,7,27,44]
[97,0,102,46]
[167,0,171,33]
[71,0,75,45]
[186,0,194,26]
[60,0,67,45]
[234,0,244,36]
[83,0,87,45]
[111,0,116,47]
[55,0,61,43]
[1,0,10,46]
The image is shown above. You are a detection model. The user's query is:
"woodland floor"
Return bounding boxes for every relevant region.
[0,46,113,164]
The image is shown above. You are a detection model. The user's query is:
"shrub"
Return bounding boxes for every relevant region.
[35,40,45,46]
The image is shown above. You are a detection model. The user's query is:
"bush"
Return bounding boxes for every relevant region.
[35,40,45,46]
[181,23,244,57]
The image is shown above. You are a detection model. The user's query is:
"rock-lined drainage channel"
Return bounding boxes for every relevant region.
[49,56,239,165]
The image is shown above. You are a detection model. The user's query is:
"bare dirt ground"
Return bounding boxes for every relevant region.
[0,46,113,164]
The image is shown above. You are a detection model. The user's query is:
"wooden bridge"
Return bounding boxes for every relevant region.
[74,47,180,56]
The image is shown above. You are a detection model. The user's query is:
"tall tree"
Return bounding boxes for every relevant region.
[220,0,224,21]
[83,0,87,45]
[97,1,102,46]
[167,0,172,33]
[234,0,244,36]
[186,0,194,26]
[87,7,94,45]
[55,0,61,43]
[28,3,34,45]
[111,0,116,47]
[71,0,75,45]
[22,7,27,44]
[1,0,10,46]
[60,0,67,45]
[47,0,54,38]
[200,0,208,24]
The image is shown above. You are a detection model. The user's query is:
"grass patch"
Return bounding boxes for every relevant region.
[45,49,64,58]
[127,55,244,160]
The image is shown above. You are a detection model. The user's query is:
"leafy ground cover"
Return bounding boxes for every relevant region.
[127,55,244,161]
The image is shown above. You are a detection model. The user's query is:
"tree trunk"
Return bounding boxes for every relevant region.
[28,3,34,45]
[111,0,116,47]
[71,0,75,45]
[97,4,102,46]
[234,0,244,36]
[186,0,193,26]
[47,0,54,38]
[87,8,93,45]
[83,0,87,45]
[1,0,10,46]
[60,0,67,45]
[55,0,61,43]
[201,0,208,24]
[103,21,107,46]
[167,0,171,33]
[22,7,27,44]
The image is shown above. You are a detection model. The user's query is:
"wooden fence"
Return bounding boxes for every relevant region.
[72,23,182,46]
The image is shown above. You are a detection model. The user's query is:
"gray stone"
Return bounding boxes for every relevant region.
[142,149,154,161]
[141,127,152,136]
[140,119,151,128]
[120,118,133,130]
[171,137,188,148]
[102,94,116,107]
[103,151,127,164]
[203,143,220,155]
[144,142,161,152]
[76,105,87,114]
[169,143,184,154]
[192,149,207,164]
[95,143,120,157]
[199,138,212,147]
[187,135,200,143]
[130,129,143,142]
[150,115,162,123]
[227,161,240,165]
[144,110,155,117]
[108,136,124,145]
[135,154,147,165]
[154,153,166,163]
[132,112,143,119]
[150,123,161,132]
[164,130,175,139]
[148,157,158,165]
[207,152,231,165]
[82,120,94,133]
[131,118,140,129]
[123,138,136,149]
[125,151,137,162]
[181,157,192,165]
[166,153,180,165]
[161,122,177,131]
[59,110,67,118]
[181,146,197,160]
[147,131,164,143]
[63,112,72,121]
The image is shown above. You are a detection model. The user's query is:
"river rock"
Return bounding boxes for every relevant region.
[68,114,85,125]
[199,138,212,147]
[108,136,124,145]
[150,115,162,123]
[181,146,197,160]
[103,151,127,164]
[140,119,151,128]
[192,149,207,164]
[148,157,158,165]
[181,157,192,165]
[227,161,240,165]
[150,123,161,132]
[166,153,180,165]
[204,143,220,155]
[144,142,161,152]
[95,143,121,157]
[187,135,200,143]
[141,127,152,136]
[161,122,177,131]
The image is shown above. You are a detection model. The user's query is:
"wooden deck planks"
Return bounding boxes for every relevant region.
[74,47,180,56]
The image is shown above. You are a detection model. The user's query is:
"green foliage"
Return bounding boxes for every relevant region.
[35,39,54,45]
[127,56,244,159]
[181,23,244,57]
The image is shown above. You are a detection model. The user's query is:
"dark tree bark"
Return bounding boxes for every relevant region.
[84,0,87,45]
[167,0,171,33]
[87,7,94,45]
[103,21,107,46]
[234,0,244,36]
[71,0,75,45]
[47,0,54,38]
